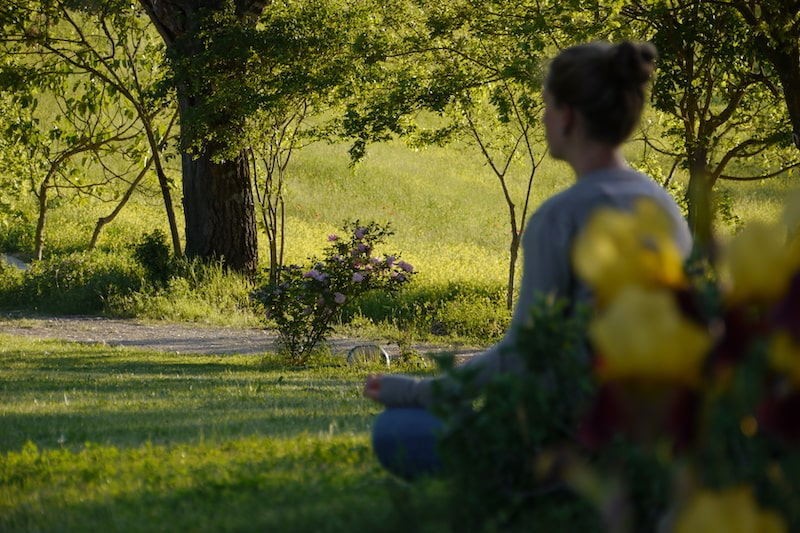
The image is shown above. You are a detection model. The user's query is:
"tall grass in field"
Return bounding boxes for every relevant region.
[282,140,573,286]
[0,129,795,340]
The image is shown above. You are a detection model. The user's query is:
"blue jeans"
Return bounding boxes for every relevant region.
[371,408,444,481]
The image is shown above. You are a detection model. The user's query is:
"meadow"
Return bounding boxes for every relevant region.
[1,135,797,531]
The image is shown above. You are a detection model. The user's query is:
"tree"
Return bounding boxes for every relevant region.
[137,0,264,273]
[243,0,369,285]
[0,1,181,258]
[728,0,800,152]
[338,0,617,308]
[623,0,799,252]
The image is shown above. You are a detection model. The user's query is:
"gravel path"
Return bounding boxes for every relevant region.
[0,314,481,359]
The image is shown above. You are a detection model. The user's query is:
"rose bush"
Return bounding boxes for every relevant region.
[251,220,414,365]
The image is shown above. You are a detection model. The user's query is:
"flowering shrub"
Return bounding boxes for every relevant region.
[550,194,800,532]
[433,193,800,531]
[251,221,414,365]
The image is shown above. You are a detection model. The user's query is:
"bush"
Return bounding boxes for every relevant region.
[131,229,176,287]
[251,220,415,365]
[0,250,143,314]
[432,295,593,530]
[0,214,34,254]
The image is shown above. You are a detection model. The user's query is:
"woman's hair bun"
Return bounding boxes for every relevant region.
[607,40,658,86]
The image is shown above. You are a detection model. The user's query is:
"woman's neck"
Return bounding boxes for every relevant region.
[570,146,627,179]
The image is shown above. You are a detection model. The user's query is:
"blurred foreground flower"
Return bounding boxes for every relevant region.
[590,286,711,387]
[573,198,686,306]
[718,222,799,305]
[769,332,800,386]
[673,486,786,533]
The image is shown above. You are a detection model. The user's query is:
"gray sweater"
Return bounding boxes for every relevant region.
[379,167,693,408]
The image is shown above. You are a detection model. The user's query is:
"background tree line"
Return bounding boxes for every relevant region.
[0,0,797,304]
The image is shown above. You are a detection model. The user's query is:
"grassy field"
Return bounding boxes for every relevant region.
[2,132,798,530]
[0,335,451,532]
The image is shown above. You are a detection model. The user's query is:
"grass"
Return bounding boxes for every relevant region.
[2,136,797,531]
[0,335,450,532]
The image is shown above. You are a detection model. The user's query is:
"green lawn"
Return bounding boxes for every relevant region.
[0,336,447,532]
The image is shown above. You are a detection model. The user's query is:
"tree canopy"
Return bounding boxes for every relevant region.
[0,0,797,279]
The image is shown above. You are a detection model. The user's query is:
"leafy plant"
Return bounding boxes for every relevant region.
[131,229,175,288]
[0,250,142,314]
[432,295,594,530]
[251,220,415,365]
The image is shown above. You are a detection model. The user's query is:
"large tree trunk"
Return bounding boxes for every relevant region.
[138,0,262,274]
[182,143,258,272]
[762,41,800,151]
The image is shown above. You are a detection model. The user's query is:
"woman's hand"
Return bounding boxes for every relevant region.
[363,374,383,403]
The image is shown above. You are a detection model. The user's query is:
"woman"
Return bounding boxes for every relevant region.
[364,40,693,480]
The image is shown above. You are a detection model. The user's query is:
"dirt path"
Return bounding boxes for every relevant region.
[0,314,481,359]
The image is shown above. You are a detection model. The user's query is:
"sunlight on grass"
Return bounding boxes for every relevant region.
[0,335,451,531]
[0,336,385,451]
[284,139,577,289]
[0,435,447,532]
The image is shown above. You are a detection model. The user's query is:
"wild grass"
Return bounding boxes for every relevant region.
[0,335,449,532]
[0,134,795,341]
[1,137,797,531]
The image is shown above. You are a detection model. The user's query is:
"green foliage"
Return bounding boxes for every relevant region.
[131,229,176,287]
[0,250,142,314]
[432,295,594,529]
[252,220,415,365]
[108,258,260,326]
[0,213,34,254]
[630,0,799,237]
[0,1,174,259]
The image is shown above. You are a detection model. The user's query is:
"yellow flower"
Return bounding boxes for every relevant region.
[674,486,786,533]
[590,286,711,387]
[573,198,686,306]
[769,332,800,386]
[719,222,796,304]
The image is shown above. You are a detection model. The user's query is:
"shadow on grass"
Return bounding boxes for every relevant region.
[0,337,386,453]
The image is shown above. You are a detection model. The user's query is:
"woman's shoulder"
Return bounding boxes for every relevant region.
[531,167,673,226]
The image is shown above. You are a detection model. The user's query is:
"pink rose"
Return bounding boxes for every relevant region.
[397,260,414,273]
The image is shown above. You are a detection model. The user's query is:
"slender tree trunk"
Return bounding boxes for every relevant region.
[89,158,154,249]
[507,231,521,310]
[686,145,715,259]
[33,180,49,261]
[143,110,182,256]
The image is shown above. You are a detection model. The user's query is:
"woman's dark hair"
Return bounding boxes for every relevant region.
[545,40,657,146]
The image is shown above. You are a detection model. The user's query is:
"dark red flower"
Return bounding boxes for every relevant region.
[578,381,699,453]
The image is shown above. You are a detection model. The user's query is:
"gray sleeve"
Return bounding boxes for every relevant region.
[377,206,573,409]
